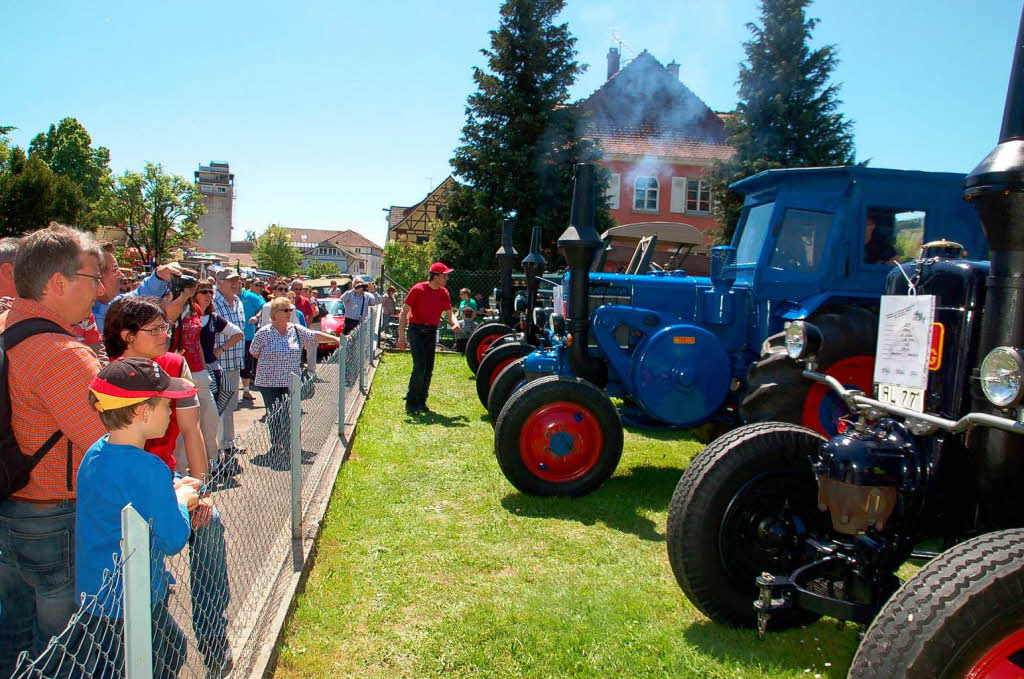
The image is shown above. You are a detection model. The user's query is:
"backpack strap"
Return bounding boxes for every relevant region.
[0,318,74,464]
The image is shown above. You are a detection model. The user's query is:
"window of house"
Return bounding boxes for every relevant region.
[633,176,658,211]
[215,186,228,194]
[686,179,710,213]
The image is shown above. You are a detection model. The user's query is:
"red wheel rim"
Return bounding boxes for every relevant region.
[801,355,874,437]
[518,401,603,483]
[476,333,502,364]
[489,357,516,389]
[967,628,1024,679]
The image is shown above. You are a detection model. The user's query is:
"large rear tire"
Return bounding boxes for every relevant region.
[487,357,526,425]
[494,376,623,497]
[740,306,877,437]
[465,322,514,375]
[666,422,826,630]
[849,528,1024,679]
[476,342,533,407]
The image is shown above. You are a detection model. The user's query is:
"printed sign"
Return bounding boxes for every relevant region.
[873,295,935,391]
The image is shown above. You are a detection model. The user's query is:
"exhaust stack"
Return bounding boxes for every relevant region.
[964,7,1024,525]
[557,164,606,386]
[496,218,519,327]
[522,226,547,342]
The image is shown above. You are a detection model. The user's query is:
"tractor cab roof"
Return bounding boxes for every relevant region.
[600,221,704,246]
[731,166,968,196]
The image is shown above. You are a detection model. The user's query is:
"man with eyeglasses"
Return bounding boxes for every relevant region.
[0,224,111,677]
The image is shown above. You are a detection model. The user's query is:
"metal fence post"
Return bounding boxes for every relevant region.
[121,504,153,679]
[289,372,302,539]
[337,334,347,438]
[358,323,367,393]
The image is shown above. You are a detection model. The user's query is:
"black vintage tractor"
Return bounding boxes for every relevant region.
[666,13,1024,678]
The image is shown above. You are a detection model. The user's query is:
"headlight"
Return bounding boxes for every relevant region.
[980,346,1024,406]
[784,321,822,360]
[549,313,565,337]
[532,307,548,328]
[514,291,528,313]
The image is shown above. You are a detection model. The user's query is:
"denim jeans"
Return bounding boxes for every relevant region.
[0,499,79,678]
[258,386,291,452]
[405,324,437,409]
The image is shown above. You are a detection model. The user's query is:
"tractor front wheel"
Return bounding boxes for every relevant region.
[476,342,534,407]
[849,528,1024,679]
[666,422,825,629]
[465,322,514,375]
[494,376,623,497]
[740,306,877,437]
[487,357,527,425]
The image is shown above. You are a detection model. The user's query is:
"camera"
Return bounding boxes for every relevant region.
[169,274,198,297]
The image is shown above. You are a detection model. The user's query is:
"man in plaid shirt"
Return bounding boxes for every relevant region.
[213,269,247,456]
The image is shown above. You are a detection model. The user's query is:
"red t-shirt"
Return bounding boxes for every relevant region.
[405,282,451,327]
[295,295,315,319]
[172,309,204,372]
[145,352,185,471]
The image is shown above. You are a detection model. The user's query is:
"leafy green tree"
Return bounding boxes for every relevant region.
[29,118,112,227]
[710,0,856,243]
[0,147,85,237]
[441,0,606,268]
[303,259,342,278]
[101,163,204,266]
[0,126,14,166]
[382,240,433,291]
[253,224,302,276]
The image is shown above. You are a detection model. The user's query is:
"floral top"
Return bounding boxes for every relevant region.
[249,323,318,388]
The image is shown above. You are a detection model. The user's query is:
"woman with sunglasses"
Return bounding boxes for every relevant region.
[250,281,299,327]
[102,296,234,672]
[249,296,339,452]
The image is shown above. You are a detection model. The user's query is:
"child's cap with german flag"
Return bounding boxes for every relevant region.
[89,357,197,412]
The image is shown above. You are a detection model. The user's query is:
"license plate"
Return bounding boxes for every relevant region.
[876,383,925,412]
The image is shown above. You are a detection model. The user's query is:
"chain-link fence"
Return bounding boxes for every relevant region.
[9,311,381,679]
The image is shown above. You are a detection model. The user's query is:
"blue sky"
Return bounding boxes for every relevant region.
[4,0,1019,247]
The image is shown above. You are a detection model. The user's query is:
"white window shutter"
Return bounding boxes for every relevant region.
[605,172,621,210]
[670,177,687,214]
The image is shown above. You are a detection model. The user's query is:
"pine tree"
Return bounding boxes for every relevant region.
[710,0,856,243]
[440,0,605,269]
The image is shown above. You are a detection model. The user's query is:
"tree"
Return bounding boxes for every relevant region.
[303,259,341,278]
[710,0,856,243]
[252,224,302,276]
[0,147,86,237]
[0,126,14,166]
[382,240,433,291]
[101,163,204,266]
[29,118,112,228]
[442,0,606,269]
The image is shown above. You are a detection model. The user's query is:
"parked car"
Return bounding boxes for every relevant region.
[318,299,346,351]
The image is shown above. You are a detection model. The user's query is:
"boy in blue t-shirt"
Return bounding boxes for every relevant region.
[76,357,200,678]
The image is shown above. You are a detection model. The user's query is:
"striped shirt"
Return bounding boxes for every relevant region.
[0,298,107,501]
[249,323,317,388]
[213,291,246,371]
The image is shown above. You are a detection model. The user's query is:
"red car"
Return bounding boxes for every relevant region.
[317,298,346,351]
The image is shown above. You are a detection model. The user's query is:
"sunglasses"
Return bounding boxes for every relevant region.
[276,286,288,291]
[276,306,295,313]
[196,289,213,295]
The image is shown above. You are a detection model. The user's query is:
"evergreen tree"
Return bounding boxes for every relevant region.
[0,148,85,237]
[710,0,856,243]
[441,0,605,269]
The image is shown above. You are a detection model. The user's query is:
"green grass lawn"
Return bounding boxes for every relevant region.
[273,353,861,678]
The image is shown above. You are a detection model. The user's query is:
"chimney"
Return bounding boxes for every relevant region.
[667,60,680,79]
[607,47,620,80]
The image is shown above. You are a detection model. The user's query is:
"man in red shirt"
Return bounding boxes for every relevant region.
[398,262,462,414]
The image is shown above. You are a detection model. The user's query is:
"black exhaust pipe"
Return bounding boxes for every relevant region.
[522,226,547,343]
[964,6,1024,526]
[496,218,518,327]
[557,164,607,386]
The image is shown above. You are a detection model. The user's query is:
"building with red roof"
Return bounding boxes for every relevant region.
[580,48,735,265]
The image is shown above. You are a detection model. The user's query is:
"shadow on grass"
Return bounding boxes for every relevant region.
[404,410,470,427]
[250,449,318,471]
[500,464,684,541]
[682,619,858,678]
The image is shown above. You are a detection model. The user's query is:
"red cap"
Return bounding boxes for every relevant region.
[429,262,454,275]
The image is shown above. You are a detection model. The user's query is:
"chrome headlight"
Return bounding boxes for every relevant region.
[980,347,1024,406]
[549,313,565,337]
[784,321,822,360]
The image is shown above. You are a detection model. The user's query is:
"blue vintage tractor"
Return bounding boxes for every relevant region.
[491,163,988,497]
